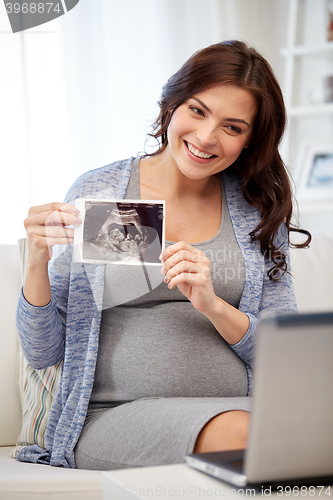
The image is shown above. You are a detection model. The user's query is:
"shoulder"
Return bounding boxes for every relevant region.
[64,157,135,203]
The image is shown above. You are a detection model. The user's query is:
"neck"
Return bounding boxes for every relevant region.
[145,147,218,200]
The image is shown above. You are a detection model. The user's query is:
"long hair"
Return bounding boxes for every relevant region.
[147,40,311,280]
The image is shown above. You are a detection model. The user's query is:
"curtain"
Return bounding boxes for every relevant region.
[0,0,288,244]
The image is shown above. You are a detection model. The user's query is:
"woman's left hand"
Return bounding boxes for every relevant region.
[161,241,218,315]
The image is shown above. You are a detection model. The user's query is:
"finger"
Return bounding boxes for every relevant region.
[161,241,198,261]
[27,225,75,239]
[162,249,201,274]
[166,262,211,283]
[45,226,74,243]
[167,271,209,290]
[28,202,80,217]
[45,210,81,227]
[165,260,201,280]
[25,211,81,229]
[29,234,74,249]
[45,236,74,245]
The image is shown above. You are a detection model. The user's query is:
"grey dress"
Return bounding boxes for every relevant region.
[74,157,251,470]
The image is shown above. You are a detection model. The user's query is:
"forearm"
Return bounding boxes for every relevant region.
[23,262,52,307]
[18,247,70,369]
[202,295,250,346]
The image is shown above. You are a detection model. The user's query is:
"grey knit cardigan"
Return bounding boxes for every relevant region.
[16,156,297,468]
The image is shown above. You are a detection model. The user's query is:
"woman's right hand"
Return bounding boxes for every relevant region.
[24,202,82,267]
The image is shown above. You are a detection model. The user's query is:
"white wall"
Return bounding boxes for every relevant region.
[0,0,296,244]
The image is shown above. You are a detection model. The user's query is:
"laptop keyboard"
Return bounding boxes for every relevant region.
[226,459,244,471]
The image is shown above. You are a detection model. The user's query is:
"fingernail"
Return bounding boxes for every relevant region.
[74,217,82,224]
[73,207,80,215]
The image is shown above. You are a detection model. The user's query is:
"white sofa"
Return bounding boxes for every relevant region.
[1,234,333,500]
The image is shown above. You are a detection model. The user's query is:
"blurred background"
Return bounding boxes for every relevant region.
[1,0,332,244]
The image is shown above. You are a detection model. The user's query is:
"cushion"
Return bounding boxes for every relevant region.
[14,348,62,453]
[290,231,333,313]
[11,239,63,457]
[0,446,103,499]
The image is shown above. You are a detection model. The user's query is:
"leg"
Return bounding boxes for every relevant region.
[194,410,250,453]
[75,400,251,469]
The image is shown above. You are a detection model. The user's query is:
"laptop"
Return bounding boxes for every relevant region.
[185,311,333,489]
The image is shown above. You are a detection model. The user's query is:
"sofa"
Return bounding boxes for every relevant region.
[1,233,333,500]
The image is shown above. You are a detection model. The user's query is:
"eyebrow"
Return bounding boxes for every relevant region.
[191,96,251,128]
[192,97,211,113]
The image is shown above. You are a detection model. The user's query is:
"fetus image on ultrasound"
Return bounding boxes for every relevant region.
[82,201,164,264]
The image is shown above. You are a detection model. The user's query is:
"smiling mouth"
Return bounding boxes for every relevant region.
[185,141,217,159]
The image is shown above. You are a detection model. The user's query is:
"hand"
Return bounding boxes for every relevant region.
[161,241,218,315]
[24,202,82,267]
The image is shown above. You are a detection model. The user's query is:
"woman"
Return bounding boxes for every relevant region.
[17,40,310,470]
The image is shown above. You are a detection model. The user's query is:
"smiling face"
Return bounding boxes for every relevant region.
[165,84,258,181]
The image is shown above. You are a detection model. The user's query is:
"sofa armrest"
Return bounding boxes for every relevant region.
[0,245,23,446]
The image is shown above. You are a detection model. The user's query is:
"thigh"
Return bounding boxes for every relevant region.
[74,396,251,470]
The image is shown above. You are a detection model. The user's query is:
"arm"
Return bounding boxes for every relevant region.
[16,158,134,371]
[16,204,82,369]
[230,224,297,368]
[161,240,249,345]
[23,203,81,306]
[162,225,297,369]
[17,286,65,370]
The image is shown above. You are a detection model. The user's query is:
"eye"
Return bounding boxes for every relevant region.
[189,106,205,117]
[224,125,242,135]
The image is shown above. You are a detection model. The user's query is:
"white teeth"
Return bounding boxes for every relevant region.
[186,142,213,159]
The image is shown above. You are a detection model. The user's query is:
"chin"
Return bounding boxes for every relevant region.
[179,167,217,181]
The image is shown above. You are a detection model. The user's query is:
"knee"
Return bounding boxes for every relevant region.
[194,410,250,453]
[225,410,250,440]
[210,410,250,444]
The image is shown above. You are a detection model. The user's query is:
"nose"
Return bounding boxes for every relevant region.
[195,120,218,148]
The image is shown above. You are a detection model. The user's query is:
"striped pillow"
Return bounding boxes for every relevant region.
[11,239,63,457]
[14,347,62,451]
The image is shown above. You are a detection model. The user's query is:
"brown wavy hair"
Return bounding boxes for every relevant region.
[147,40,311,280]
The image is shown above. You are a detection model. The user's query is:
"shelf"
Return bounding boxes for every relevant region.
[281,41,333,57]
[288,103,333,117]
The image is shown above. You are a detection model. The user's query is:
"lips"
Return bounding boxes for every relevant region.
[185,141,217,160]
